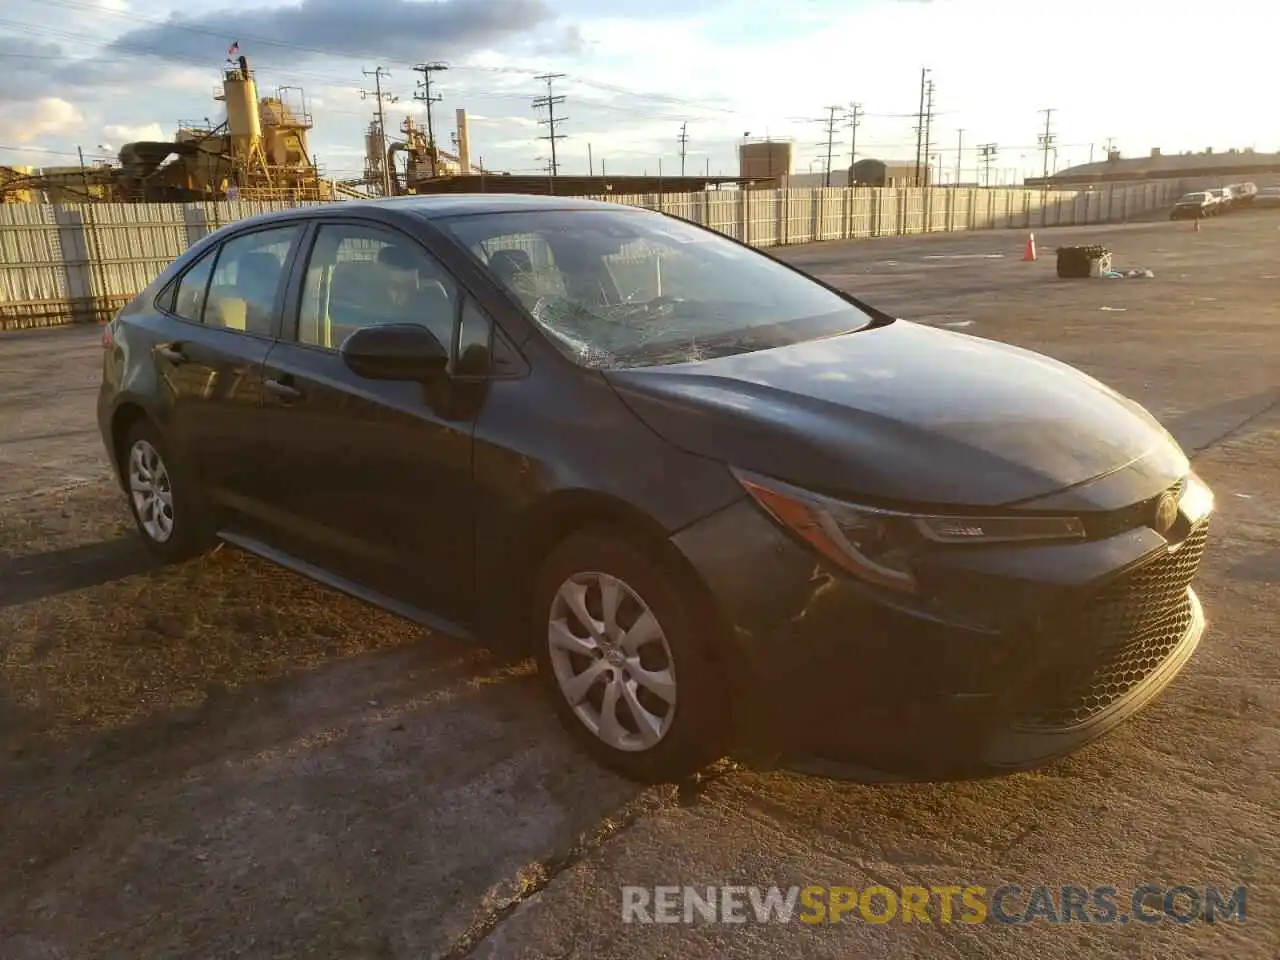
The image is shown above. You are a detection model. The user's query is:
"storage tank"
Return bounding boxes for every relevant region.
[222,56,262,164]
[738,139,794,181]
[365,128,385,177]
[455,108,471,174]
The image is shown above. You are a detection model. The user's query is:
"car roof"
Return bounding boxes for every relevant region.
[226,194,646,231]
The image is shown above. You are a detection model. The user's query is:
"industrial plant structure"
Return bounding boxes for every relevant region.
[366,107,486,196]
[1,55,338,203]
[738,138,794,185]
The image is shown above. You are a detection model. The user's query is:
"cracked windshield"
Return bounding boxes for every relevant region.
[442,209,875,368]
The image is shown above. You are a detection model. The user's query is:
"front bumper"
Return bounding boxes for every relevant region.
[672,498,1210,780]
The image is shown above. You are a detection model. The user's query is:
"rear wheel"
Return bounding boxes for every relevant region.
[120,420,213,561]
[533,529,729,783]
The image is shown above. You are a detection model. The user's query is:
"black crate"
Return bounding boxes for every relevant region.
[1057,245,1111,279]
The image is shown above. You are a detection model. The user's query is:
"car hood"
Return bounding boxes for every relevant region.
[604,320,1186,507]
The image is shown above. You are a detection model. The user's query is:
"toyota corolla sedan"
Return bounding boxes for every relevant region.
[98,196,1213,783]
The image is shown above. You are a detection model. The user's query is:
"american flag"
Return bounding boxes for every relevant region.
[227,41,240,56]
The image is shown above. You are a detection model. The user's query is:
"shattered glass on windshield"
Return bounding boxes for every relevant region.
[442,208,874,369]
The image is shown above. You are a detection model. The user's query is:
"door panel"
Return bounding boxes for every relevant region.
[256,342,477,620]
[155,323,274,512]
[253,220,480,621]
[153,222,306,528]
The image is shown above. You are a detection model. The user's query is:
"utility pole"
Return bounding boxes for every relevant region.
[820,105,840,187]
[954,128,964,186]
[914,67,928,186]
[1038,107,1057,182]
[846,103,861,181]
[76,145,90,197]
[413,61,448,177]
[678,121,689,176]
[1103,136,1116,158]
[978,143,998,187]
[922,78,935,185]
[533,73,567,176]
[588,142,594,176]
[361,66,397,197]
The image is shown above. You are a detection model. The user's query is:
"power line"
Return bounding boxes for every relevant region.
[360,66,397,197]
[913,68,929,186]
[677,121,689,177]
[413,61,448,177]
[846,103,861,179]
[1038,107,1057,182]
[816,106,841,187]
[532,73,567,176]
[922,78,936,185]
[978,143,998,186]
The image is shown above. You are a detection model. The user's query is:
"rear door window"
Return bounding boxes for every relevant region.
[169,248,216,323]
[202,225,303,336]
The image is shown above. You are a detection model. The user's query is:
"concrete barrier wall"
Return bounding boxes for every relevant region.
[0,181,1180,329]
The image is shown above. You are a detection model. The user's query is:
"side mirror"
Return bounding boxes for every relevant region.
[340,323,449,381]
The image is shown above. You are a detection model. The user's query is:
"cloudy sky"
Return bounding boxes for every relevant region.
[0,0,1265,183]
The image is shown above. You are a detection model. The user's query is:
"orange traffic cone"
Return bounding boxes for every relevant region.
[1022,232,1038,261]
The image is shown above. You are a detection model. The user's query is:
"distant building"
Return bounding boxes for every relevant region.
[1030,147,1280,186]
[852,158,931,187]
[779,160,931,189]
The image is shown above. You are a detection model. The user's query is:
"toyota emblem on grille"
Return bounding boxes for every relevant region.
[1152,492,1180,535]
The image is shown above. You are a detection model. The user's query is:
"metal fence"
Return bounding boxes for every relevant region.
[0,181,1180,329]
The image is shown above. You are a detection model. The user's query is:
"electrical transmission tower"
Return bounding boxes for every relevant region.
[922,78,936,185]
[1038,108,1057,182]
[819,106,841,187]
[413,61,448,176]
[678,121,689,176]
[914,68,930,186]
[360,66,398,197]
[978,143,998,186]
[533,74,567,176]
[846,103,861,181]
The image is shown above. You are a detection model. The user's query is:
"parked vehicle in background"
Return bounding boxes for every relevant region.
[1227,182,1257,206]
[1209,188,1234,213]
[1170,192,1214,219]
[97,196,1215,784]
[1253,185,1280,208]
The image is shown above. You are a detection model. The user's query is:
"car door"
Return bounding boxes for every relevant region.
[151,222,305,522]
[253,218,487,623]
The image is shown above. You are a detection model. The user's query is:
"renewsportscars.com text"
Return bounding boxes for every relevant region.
[621,884,1247,925]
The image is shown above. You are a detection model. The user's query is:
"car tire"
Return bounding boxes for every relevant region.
[532,527,729,783]
[119,419,213,561]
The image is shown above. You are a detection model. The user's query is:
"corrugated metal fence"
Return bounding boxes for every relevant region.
[0,181,1179,329]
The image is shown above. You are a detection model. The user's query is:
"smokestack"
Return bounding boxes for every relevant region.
[455,108,471,174]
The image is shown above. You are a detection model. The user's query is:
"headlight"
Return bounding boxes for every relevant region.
[1180,471,1214,525]
[733,469,1086,594]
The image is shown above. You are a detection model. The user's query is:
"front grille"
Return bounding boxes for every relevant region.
[1018,519,1209,729]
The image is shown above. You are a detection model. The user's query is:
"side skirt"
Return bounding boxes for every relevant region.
[217,530,476,642]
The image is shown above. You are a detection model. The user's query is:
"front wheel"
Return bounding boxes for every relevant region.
[533,529,729,783]
[120,420,213,561]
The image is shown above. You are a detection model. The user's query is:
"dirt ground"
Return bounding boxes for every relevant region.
[1,213,1277,959]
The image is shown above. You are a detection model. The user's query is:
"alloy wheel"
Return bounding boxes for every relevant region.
[128,439,176,544]
[547,571,678,752]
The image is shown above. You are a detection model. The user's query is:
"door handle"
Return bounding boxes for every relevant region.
[156,343,186,364]
[264,378,303,401]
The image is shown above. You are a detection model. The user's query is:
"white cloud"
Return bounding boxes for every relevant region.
[0,98,85,144]
[102,122,168,143]
[4,0,1271,181]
